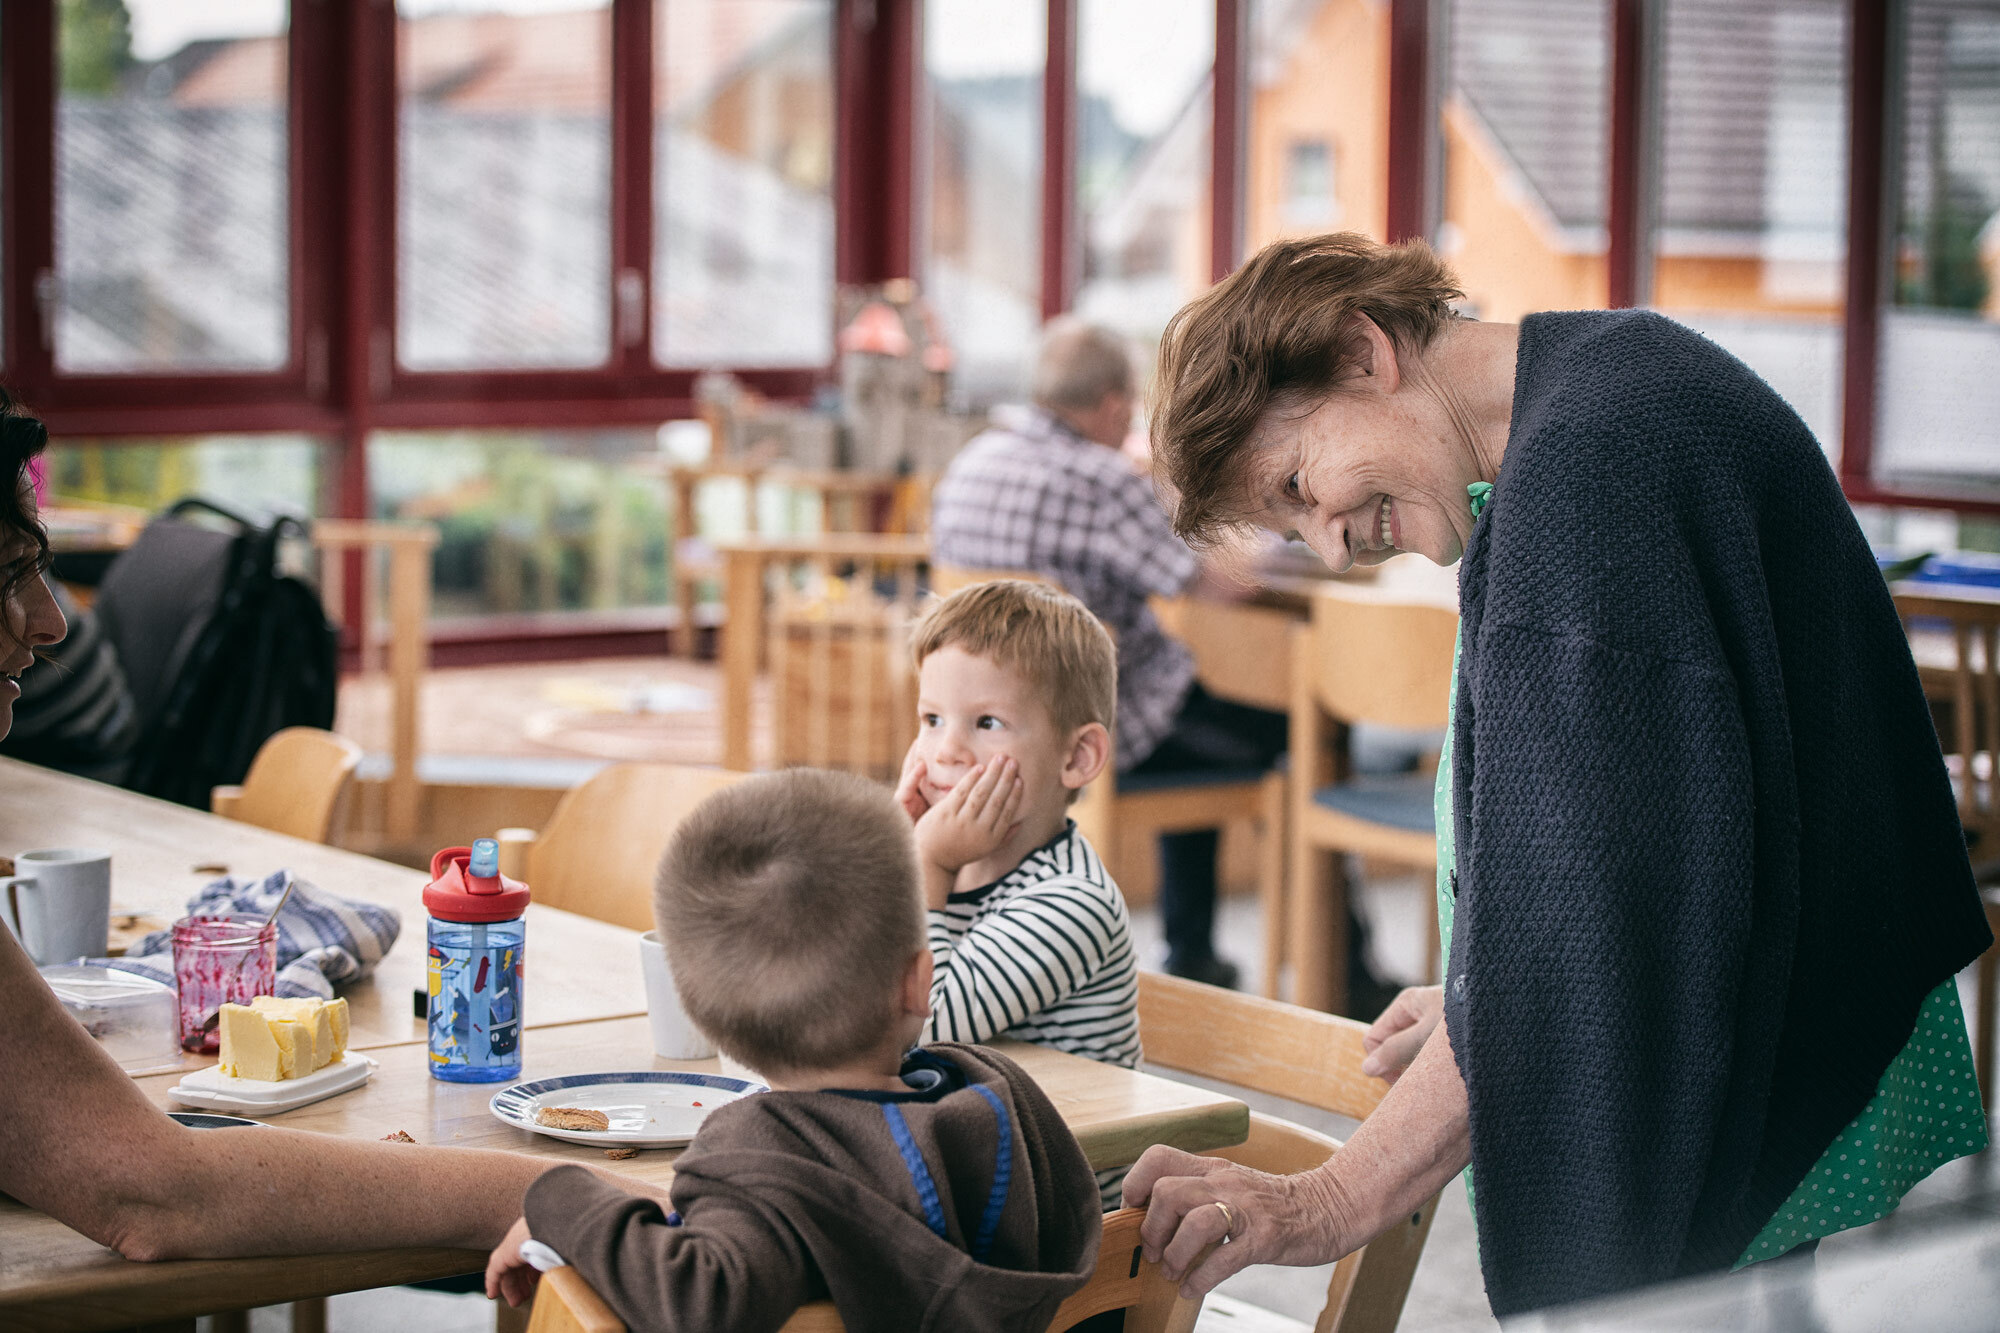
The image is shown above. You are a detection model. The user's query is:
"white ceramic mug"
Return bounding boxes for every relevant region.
[0,848,112,966]
[638,930,716,1060]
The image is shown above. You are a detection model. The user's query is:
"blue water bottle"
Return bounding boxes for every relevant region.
[423,839,529,1083]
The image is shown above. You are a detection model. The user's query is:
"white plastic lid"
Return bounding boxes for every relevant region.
[40,964,175,1006]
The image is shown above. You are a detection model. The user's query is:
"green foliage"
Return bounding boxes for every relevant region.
[60,0,132,95]
[1898,172,1994,314]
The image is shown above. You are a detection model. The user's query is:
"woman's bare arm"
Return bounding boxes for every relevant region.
[0,920,593,1261]
[1121,1013,1472,1297]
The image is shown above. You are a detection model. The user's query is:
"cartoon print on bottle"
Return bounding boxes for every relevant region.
[488,946,520,1056]
[421,840,530,1082]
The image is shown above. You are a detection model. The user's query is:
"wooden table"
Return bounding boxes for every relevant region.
[0,759,649,1055]
[2,1021,1247,1331]
[0,762,1251,1331]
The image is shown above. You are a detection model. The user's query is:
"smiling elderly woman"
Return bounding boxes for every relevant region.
[1121,234,1994,1316]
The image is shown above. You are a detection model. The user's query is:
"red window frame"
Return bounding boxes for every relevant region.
[0,0,1990,531]
[0,0,833,520]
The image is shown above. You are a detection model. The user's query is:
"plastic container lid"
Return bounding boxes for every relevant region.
[423,842,531,923]
[41,964,183,1075]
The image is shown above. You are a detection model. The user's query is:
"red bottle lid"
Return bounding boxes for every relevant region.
[423,844,531,923]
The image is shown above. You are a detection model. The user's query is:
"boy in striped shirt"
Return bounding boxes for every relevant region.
[896,582,1142,1209]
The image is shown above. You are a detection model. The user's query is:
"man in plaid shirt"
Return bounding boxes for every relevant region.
[931,319,1288,988]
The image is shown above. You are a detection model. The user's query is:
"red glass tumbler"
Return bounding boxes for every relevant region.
[171,915,278,1052]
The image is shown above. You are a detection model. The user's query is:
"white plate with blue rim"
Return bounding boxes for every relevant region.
[490,1071,767,1147]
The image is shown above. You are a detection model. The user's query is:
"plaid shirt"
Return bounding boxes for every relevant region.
[932,407,1197,769]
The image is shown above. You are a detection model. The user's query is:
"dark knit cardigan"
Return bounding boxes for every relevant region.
[1445,310,1993,1315]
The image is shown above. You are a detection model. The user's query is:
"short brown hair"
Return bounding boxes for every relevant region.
[910,579,1116,739]
[1151,232,1464,547]
[654,768,923,1074]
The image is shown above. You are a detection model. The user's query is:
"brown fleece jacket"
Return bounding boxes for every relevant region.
[523,1043,1101,1333]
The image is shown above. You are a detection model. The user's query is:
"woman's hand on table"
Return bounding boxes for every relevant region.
[485,1215,541,1308]
[1121,1149,1352,1297]
[1361,985,1443,1083]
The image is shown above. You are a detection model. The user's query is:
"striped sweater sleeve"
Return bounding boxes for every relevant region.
[925,875,1126,1047]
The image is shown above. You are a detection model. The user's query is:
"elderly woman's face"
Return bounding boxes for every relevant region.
[1248,381,1475,573]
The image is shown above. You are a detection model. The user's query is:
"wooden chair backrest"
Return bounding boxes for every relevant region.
[931,564,1053,596]
[225,727,363,844]
[1894,586,2000,849]
[523,764,748,930]
[1138,971,1389,1121]
[1138,972,1435,1333]
[1305,591,1458,731]
[1153,595,1294,712]
[526,1265,623,1333]
[529,1209,1202,1333]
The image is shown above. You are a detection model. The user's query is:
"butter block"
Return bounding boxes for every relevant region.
[217,1003,284,1081]
[325,996,349,1059]
[268,1018,310,1080]
[250,996,337,1072]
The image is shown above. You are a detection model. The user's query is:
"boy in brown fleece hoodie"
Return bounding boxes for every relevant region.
[485,768,1103,1333]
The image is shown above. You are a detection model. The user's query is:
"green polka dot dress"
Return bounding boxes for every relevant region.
[1435,481,1988,1269]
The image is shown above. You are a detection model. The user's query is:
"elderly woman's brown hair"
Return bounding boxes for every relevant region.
[1150,232,1463,547]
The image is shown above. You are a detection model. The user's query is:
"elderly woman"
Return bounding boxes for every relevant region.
[1122,234,1992,1315]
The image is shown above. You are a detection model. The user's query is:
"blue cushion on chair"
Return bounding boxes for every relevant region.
[1118,765,1273,795]
[1311,771,1437,835]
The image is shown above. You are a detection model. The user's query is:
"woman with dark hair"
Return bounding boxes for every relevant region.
[1121,234,1992,1315]
[0,389,620,1268]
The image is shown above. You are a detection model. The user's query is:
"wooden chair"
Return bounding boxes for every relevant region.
[496,764,747,931]
[1891,586,2000,1108]
[525,1207,1204,1333]
[1138,970,1438,1333]
[1289,592,1458,1014]
[209,727,363,844]
[931,563,1050,596]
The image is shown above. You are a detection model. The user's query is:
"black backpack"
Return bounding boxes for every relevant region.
[96,499,339,808]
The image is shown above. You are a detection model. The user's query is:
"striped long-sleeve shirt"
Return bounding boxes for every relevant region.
[924,822,1141,1069]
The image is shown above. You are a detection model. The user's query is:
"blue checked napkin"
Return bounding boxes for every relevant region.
[91,870,401,1000]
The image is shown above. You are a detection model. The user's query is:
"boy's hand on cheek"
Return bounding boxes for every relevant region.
[915,757,1025,875]
[894,745,932,823]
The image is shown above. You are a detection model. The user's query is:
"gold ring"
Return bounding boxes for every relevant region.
[1211,1200,1238,1242]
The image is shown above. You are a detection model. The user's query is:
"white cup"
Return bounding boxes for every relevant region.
[638,930,716,1060]
[0,848,112,966]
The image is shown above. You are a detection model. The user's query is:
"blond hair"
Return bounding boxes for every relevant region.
[1152,232,1464,547]
[911,579,1117,740]
[654,769,923,1074]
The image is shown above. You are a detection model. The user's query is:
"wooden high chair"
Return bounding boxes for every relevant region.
[1289,591,1458,1014]
[1137,970,1438,1333]
[496,763,747,931]
[524,1207,1206,1333]
[210,726,364,845]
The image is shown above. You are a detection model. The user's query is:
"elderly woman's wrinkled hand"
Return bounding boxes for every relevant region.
[1360,985,1444,1083]
[1121,1146,1350,1298]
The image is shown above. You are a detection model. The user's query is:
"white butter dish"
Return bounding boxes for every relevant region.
[168,1051,376,1115]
